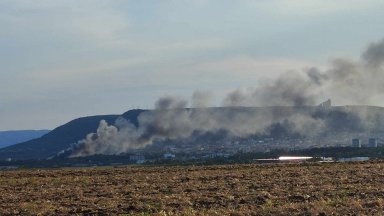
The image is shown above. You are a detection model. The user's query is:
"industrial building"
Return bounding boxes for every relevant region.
[352,138,361,148]
[351,138,378,148]
[368,138,378,147]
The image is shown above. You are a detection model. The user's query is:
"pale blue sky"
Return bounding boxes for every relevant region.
[1,0,384,130]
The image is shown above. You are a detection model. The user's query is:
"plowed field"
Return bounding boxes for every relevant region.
[1,161,384,215]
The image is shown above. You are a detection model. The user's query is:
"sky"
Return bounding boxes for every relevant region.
[1,0,384,130]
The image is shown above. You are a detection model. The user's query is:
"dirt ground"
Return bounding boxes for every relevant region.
[1,161,384,215]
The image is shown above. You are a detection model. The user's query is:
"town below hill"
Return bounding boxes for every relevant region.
[1,106,384,164]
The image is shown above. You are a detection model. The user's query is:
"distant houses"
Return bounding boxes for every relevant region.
[129,155,146,164]
[163,153,176,159]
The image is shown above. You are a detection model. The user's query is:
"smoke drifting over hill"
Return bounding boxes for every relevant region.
[224,38,384,107]
[71,38,384,157]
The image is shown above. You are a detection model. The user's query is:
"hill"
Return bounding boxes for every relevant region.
[0,130,50,149]
[1,106,384,160]
[0,115,120,160]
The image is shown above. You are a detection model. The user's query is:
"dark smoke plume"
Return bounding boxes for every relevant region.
[363,38,384,68]
[71,38,384,157]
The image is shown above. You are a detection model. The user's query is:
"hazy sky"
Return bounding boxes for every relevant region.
[1,0,384,130]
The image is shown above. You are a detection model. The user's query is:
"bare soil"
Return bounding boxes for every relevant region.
[1,161,384,215]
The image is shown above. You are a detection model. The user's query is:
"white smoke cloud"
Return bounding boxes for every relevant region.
[71,38,384,157]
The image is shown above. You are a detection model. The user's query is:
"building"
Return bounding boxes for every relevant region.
[368,138,378,148]
[320,157,334,162]
[338,157,370,162]
[129,155,145,161]
[163,153,176,159]
[318,99,331,109]
[352,138,361,148]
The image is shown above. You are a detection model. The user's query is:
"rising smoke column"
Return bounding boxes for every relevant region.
[71,38,384,157]
[223,38,384,107]
[223,72,318,107]
[71,98,326,157]
[71,97,284,157]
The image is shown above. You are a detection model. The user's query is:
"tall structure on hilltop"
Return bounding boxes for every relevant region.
[318,99,331,110]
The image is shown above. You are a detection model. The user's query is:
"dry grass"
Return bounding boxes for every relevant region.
[1,161,384,215]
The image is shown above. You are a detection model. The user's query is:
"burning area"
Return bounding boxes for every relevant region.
[71,38,384,157]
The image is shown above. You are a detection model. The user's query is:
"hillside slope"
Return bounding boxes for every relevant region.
[1,106,384,160]
[0,115,119,160]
